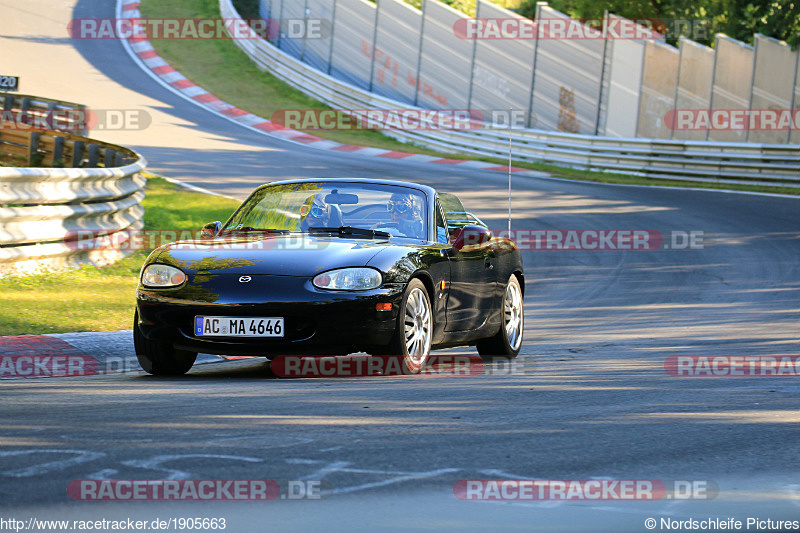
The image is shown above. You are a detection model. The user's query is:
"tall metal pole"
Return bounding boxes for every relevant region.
[300,0,310,62]
[705,34,721,142]
[465,0,481,112]
[326,0,338,74]
[413,0,428,106]
[368,0,381,91]
[276,0,285,49]
[594,9,611,135]
[526,2,544,128]
[508,108,512,235]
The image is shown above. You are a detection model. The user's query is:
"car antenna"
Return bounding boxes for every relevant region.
[507,108,512,235]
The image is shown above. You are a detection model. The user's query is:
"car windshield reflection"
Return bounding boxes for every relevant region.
[224,182,428,240]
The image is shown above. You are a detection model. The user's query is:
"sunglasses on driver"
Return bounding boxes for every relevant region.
[387,200,412,214]
[300,204,327,218]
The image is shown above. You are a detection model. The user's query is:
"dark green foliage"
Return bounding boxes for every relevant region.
[517,0,799,48]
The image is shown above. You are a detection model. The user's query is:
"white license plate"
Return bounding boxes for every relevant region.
[195,316,284,337]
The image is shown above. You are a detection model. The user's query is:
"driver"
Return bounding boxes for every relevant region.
[382,192,423,238]
[299,193,331,231]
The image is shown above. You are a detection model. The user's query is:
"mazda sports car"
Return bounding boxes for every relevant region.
[134,178,524,375]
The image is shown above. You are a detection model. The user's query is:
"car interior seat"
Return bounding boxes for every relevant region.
[329,204,344,227]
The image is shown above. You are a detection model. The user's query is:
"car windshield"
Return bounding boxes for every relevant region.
[224,182,428,240]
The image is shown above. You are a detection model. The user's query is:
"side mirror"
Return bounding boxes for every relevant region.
[450,224,492,252]
[201,221,222,239]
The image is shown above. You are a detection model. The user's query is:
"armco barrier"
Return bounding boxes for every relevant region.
[0,109,147,275]
[221,0,800,188]
[1,93,89,137]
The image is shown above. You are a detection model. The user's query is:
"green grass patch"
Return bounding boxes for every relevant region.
[141,175,241,229]
[0,176,241,335]
[137,0,798,196]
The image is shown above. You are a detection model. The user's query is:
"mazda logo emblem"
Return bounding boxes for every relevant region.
[238,276,252,283]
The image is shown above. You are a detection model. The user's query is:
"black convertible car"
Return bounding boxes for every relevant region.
[134,178,524,375]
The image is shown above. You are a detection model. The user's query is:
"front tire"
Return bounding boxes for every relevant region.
[133,310,197,376]
[476,275,523,359]
[387,278,432,374]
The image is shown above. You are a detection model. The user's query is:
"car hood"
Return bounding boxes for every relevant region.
[151,234,391,276]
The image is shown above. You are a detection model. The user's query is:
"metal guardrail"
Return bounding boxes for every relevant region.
[221,0,800,188]
[1,93,89,137]
[0,126,138,169]
[0,104,147,275]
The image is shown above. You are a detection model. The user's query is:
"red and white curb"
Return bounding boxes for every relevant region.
[0,332,223,379]
[116,1,543,176]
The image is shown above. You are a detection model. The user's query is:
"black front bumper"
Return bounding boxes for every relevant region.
[136,275,405,357]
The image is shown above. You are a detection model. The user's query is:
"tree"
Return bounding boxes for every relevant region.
[516,0,799,48]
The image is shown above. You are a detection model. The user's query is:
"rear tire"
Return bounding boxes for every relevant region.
[386,278,432,374]
[133,310,197,376]
[476,275,523,360]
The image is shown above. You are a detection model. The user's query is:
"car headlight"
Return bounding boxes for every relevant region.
[313,267,382,291]
[141,264,187,288]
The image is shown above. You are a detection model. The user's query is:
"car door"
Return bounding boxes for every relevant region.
[438,196,497,332]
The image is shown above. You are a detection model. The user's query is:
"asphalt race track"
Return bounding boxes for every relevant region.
[1,0,799,531]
